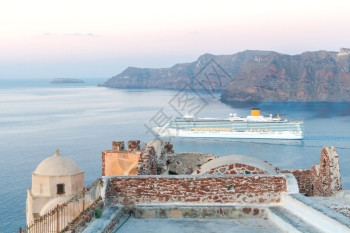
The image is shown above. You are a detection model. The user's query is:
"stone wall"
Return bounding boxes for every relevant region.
[132,206,266,219]
[281,169,313,196]
[169,153,216,175]
[105,175,287,206]
[281,146,342,197]
[157,141,175,175]
[103,141,342,197]
[128,140,141,151]
[137,144,157,175]
[195,155,278,175]
[312,146,342,196]
[206,163,267,175]
[112,141,124,151]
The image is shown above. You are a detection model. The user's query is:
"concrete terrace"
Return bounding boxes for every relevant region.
[82,192,350,233]
[82,172,349,233]
[115,218,283,233]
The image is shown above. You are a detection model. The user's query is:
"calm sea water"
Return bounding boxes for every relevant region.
[1,79,350,232]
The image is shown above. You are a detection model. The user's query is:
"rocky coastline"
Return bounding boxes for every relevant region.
[101,48,350,103]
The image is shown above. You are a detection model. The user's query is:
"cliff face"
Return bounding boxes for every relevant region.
[101,49,350,102]
[221,50,350,102]
[100,50,272,90]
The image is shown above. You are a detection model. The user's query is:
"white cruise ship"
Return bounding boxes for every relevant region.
[153,108,303,140]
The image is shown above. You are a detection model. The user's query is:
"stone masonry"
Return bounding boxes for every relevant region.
[281,146,342,196]
[105,175,287,206]
[281,169,313,196]
[155,141,175,175]
[112,141,125,151]
[137,144,157,175]
[168,153,216,175]
[132,206,266,219]
[128,140,141,151]
[312,146,342,196]
[206,163,268,175]
[104,140,342,197]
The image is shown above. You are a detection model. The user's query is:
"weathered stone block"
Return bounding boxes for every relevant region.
[170,210,182,218]
[143,211,155,218]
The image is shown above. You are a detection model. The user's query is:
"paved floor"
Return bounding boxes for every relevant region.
[115,217,286,233]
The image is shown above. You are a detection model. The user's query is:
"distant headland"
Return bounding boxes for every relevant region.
[50,78,84,84]
[100,48,350,103]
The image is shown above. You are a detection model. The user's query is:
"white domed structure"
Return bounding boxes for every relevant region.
[34,150,82,176]
[26,149,84,226]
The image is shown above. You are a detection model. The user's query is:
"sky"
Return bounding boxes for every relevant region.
[0,0,350,79]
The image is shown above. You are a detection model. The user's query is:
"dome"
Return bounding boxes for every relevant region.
[194,154,278,175]
[34,149,83,176]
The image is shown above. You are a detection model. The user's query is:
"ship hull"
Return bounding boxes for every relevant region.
[153,110,304,140]
[153,128,303,140]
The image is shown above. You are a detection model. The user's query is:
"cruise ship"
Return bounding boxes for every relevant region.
[153,108,303,140]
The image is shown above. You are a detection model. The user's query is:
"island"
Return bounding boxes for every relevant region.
[100,48,350,103]
[50,78,84,84]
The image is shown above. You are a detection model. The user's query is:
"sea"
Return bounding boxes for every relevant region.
[1,78,350,232]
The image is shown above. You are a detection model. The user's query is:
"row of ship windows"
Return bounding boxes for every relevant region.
[170,124,301,131]
[188,128,300,132]
[171,123,300,127]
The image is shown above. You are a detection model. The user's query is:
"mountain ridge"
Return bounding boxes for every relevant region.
[100,49,350,102]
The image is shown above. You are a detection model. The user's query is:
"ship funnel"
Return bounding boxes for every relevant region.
[251,108,260,116]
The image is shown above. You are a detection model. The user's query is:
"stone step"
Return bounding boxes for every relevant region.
[269,207,325,233]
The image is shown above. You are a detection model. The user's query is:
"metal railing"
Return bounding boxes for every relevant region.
[19,179,103,233]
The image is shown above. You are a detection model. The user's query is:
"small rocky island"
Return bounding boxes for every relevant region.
[50,78,84,84]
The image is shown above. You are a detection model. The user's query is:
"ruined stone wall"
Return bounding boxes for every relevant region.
[101,151,107,177]
[206,163,267,175]
[137,145,157,175]
[128,140,141,151]
[157,141,175,175]
[281,146,342,197]
[106,175,287,206]
[170,153,216,175]
[112,141,124,151]
[312,146,342,196]
[281,169,313,196]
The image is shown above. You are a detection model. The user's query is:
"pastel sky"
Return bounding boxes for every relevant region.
[1,0,350,79]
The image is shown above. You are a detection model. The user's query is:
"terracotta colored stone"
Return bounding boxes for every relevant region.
[253,208,259,216]
[170,210,182,218]
[242,208,251,214]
